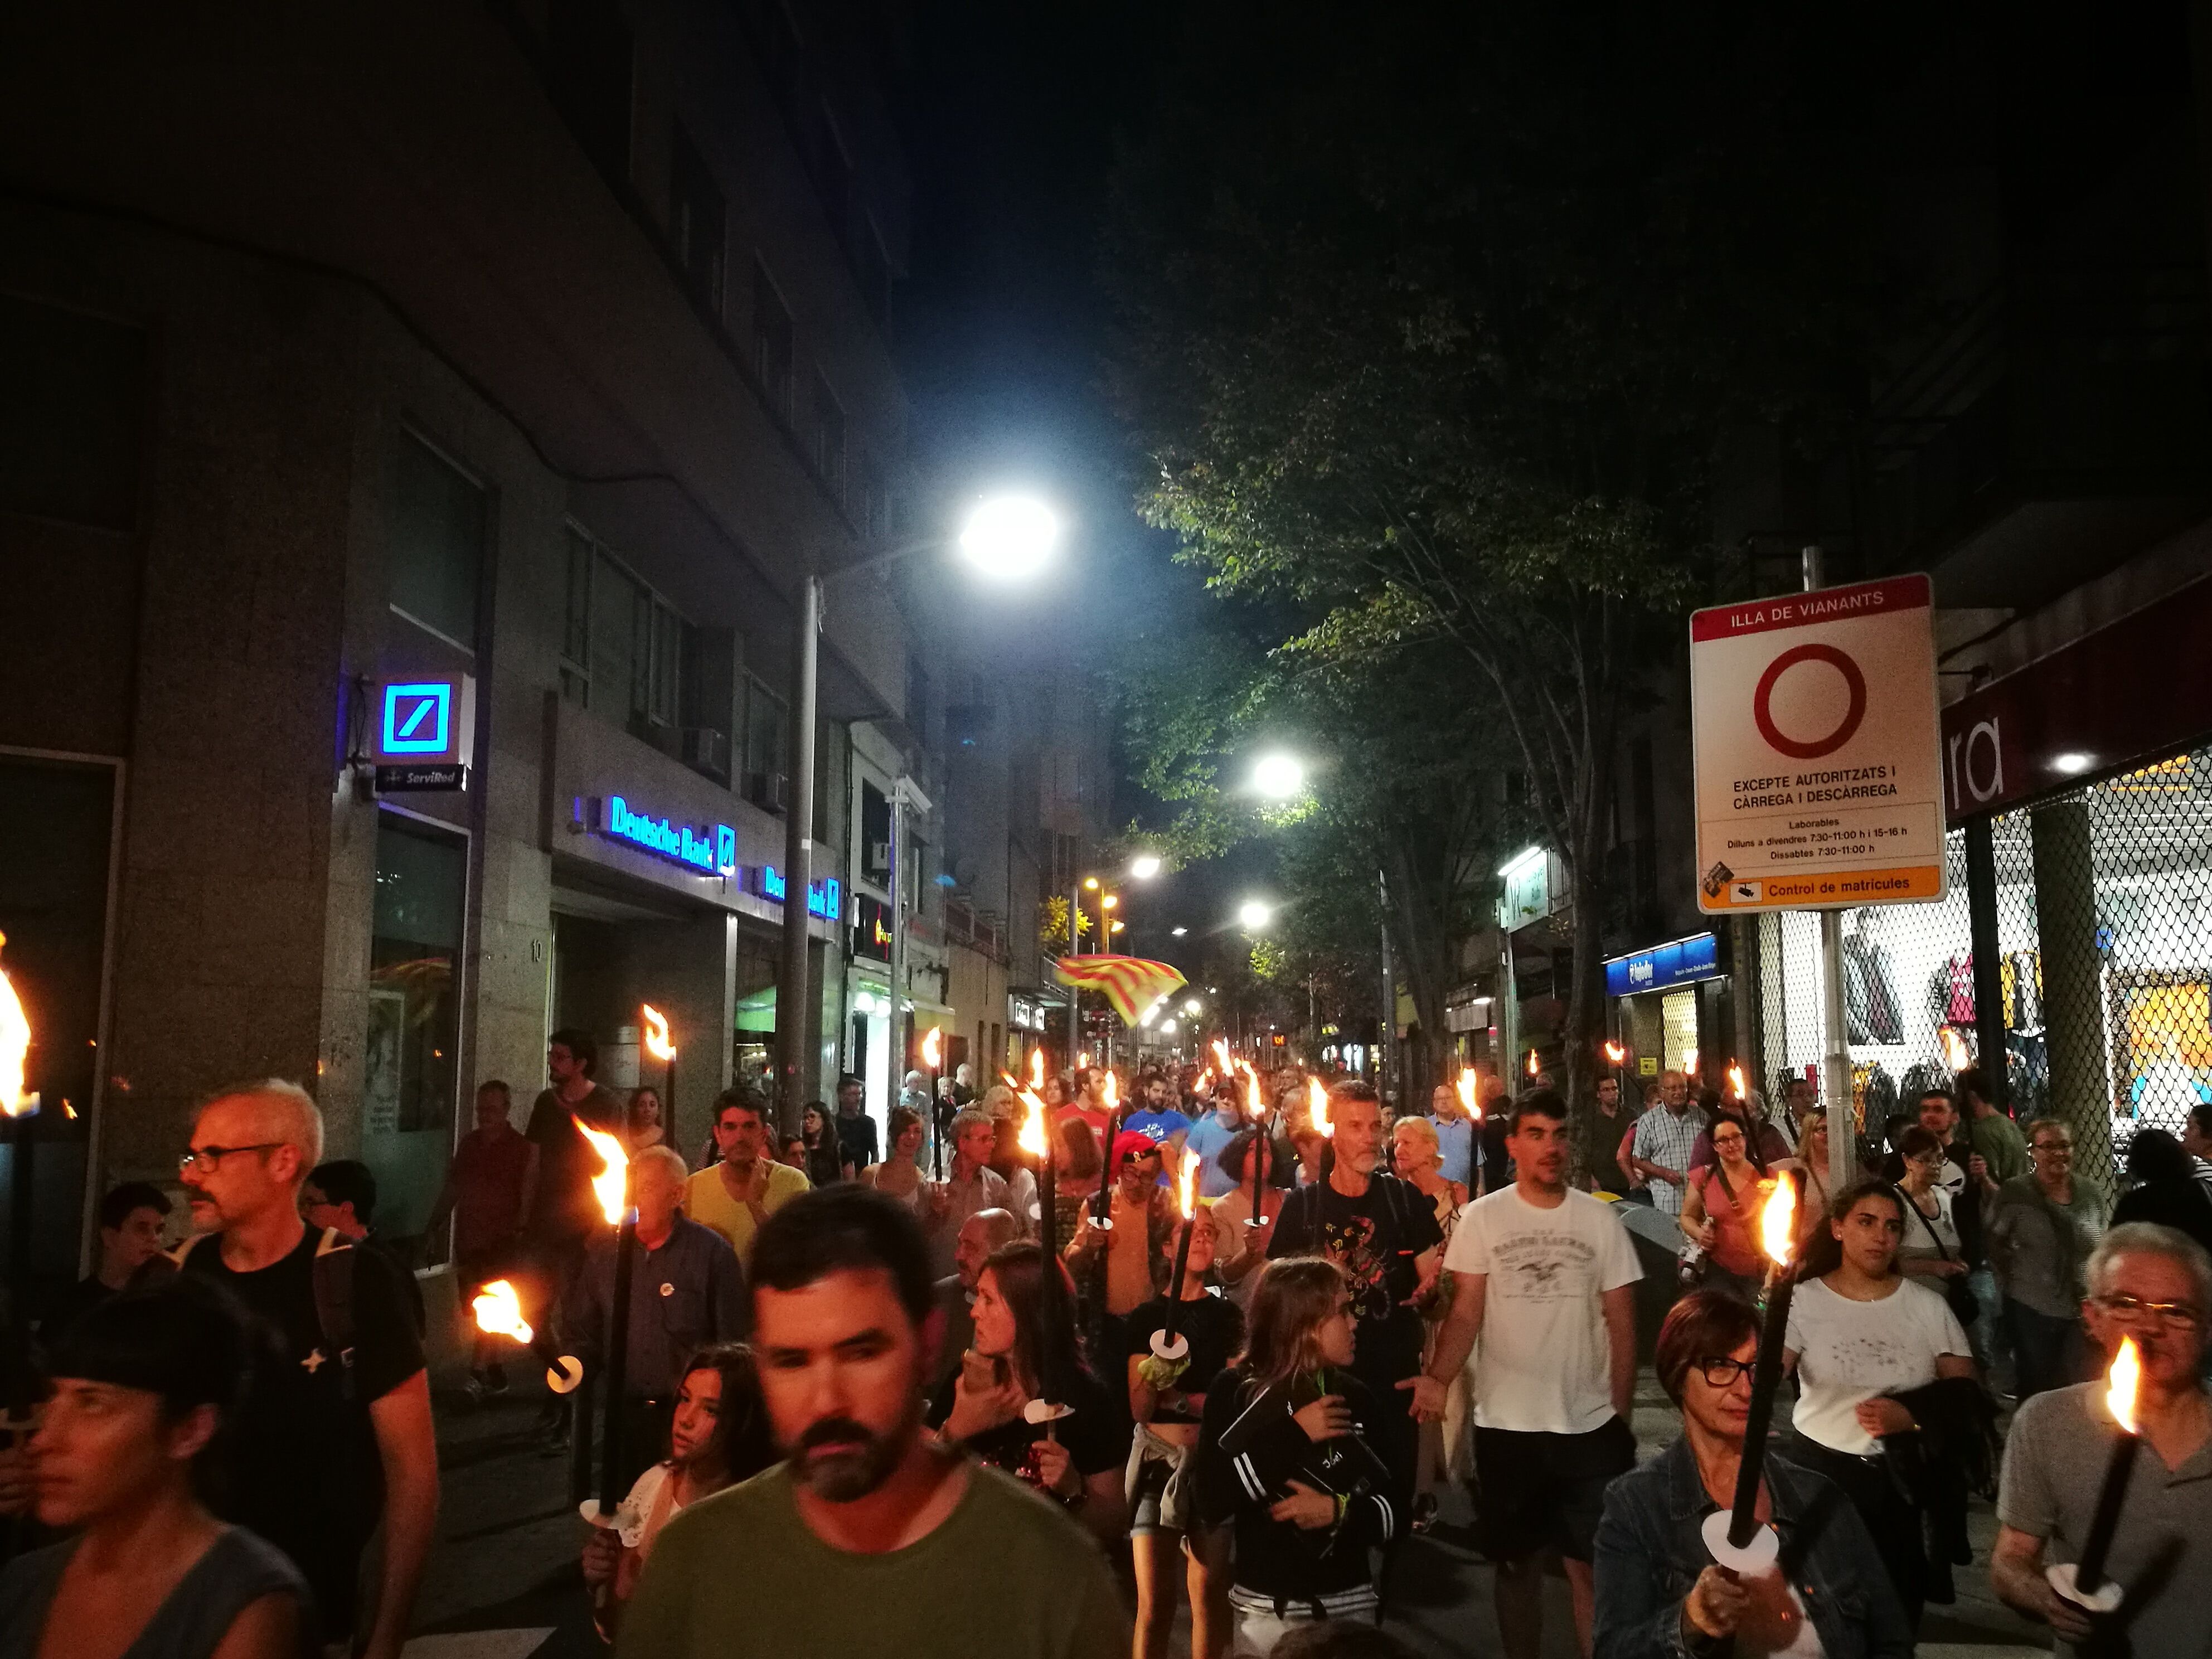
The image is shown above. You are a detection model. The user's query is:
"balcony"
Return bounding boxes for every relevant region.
[1862,263,2212,610]
[942,896,1007,964]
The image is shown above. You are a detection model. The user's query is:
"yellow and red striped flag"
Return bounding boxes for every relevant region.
[1052,954,1188,1026]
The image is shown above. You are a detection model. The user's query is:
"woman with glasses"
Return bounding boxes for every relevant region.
[1987,1119,2111,1399]
[1678,1119,1768,1301]
[1594,1289,1913,1657]
[1783,1179,1975,1626]
[1894,1124,1970,1287]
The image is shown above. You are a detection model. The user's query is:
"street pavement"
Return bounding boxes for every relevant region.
[409,1369,2051,1658]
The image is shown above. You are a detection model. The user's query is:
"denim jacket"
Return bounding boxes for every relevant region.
[1593,1438,1915,1659]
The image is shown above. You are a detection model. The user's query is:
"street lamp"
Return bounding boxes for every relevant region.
[1251,753,1307,799]
[1238,899,1274,931]
[1128,853,1163,880]
[774,494,1059,1123]
[1170,925,1187,937]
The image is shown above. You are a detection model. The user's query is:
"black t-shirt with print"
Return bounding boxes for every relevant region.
[1268,1172,1443,1382]
[183,1226,425,1636]
[1122,1292,1245,1425]
[926,1361,1131,1494]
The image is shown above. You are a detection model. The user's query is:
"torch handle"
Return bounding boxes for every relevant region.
[599,1210,638,1515]
[1162,1217,1196,1342]
[1725,1268,1794,1549]
[2075,1430,2140,1593]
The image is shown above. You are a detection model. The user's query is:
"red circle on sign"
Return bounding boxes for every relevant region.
[1753,643,1866,759]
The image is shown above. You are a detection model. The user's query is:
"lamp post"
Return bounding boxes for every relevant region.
[772,497,1059,1128]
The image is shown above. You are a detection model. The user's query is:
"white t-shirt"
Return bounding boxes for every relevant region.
[1445,1185,1643,1433]
[1896,1185,1961,1266]
[1784,1276,1971,1454]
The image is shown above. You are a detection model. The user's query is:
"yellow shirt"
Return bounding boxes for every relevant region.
[681,1161,811,1263]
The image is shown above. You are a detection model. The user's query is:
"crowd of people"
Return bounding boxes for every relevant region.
[6,1042,2212,1659]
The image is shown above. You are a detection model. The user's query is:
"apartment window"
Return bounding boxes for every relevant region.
[743,674,788,810]
[812,373,846,504]
[753,261,794,417]
[571,527,683,733]
[560,527,593,707]
[0,293,145,531]
[389,431,485,650]
[668,124,727,317]
[547,0,633,186]
[861,779,891,887]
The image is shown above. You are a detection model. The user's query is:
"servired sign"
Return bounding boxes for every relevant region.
[1690,575,1947,913]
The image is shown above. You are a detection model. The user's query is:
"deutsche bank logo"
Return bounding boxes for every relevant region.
[382,683,452,755]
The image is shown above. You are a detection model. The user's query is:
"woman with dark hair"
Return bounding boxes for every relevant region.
[798,1102,842,1187]
[2112,1126,2212,1260]
[1123,1204,1243,1659]
[1,1279,307,1659]
[1893,1124,1970,1291]
[627,1086,672,1157]
[1194,1257,1396,1655]
[928,1241,1129,1544]
[860,1105,927,1210]
[1055,1113,1104,1241]
[1594,1291,1912,1657]
[1783,1178,1975,1627]
[1677,1115,1767,1301]
[582,1341,775,1637]
[1212,1128,1291,1311]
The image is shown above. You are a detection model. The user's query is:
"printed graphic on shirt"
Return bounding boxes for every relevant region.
[1320,1210,1393,1323]
[1488,1226,1601,1304]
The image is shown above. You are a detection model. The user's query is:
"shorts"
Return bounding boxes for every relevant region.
[1472,1415,1636,1563]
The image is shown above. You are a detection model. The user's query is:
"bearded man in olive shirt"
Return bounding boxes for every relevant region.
[617,1186,1124,1659]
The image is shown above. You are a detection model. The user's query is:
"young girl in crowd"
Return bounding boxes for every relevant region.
[860,1105,928,1210]
[1196,1257,1396,1655]
[582,1342,775,1638]
[799,1101,843,1187]
[1123,1204,1243,1659]
[929,1241,1130,1546]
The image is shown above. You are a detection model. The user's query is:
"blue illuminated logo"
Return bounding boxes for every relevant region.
[381,683,452,755]
[1603,933,1720,999]
[759,866,841,920]
[592,795,738,877]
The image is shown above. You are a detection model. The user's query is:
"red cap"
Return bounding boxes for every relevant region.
[1113,1130,1161,1166]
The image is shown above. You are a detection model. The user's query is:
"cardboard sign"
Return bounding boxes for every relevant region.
[1690,575,1947,913]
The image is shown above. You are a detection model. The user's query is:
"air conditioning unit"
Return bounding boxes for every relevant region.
[679,726,729,777]
[744,770,788,813]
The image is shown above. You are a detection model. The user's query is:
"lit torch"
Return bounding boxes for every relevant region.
[1157,1147,1204,1354]
[1718,1174,1799,1555]
[2073,1337,2144,1598]
[470,1279,535,1347]
[1684,1048,1700,1078]
[1727,1063,1747,1103]
[1243,1062,1270,1230]
[1309,1074,1334,1184]
[1526,1048,1541,1079]
[920,1026,945,1178]
[1456,1065,1479,1121]
[1211,1037,1233,1076]
[1017,1085,1070,1426]
[2,940,41,1417]
[1938,1026,1971,1072]
[641,1003,676,1144]
[1029,1046,1045,1093]
[575,1115,636,1518]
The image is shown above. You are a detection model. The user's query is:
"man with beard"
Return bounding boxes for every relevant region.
[615,1185,1126,1659]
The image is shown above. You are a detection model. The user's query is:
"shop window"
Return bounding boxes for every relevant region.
[668,123,726,317]
[752,260,794,418]
[0,293,145,531]
[367,813,465,1143]
[389,430,485,651]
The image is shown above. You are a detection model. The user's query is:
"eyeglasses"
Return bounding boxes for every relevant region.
[1711,1133,1745,1147]
[2031,1141,2073,1155]
[2093,1294,2204,1331]
[1695,1357,1754,1388]
[179,1143,282,1175]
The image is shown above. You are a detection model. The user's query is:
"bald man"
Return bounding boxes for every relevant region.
[932,1205,1023,1388]
[176,1080,437,1659]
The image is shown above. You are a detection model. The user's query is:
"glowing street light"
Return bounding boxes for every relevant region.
[958,495,1059,581]
[1129,853,1163,880]
[1170,926,1187,938]
[1238,900,1273,931]
[1183,998,1202,1016]
[1251,753,1307,799]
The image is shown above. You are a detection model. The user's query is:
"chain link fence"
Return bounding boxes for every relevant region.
[1748,742,2212,1194]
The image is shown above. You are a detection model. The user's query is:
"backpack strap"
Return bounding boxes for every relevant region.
[311,1228,359,1399]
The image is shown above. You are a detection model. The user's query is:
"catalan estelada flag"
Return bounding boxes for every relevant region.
[1052,954,1189,1026]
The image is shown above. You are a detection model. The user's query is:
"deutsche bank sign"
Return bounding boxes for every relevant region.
[759,865,841,920]
[585,794,738,876]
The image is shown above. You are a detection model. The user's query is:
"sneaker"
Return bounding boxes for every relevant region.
[1411,1492,1439,1535]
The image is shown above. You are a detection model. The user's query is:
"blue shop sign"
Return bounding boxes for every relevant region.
[759,865,842,921]
[579,794,737,876]
[1604,932,1720,998]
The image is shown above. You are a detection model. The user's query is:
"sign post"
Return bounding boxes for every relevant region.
[1690,556,1947,1191]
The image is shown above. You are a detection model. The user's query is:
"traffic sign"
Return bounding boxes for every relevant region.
[1690,574,1947,913]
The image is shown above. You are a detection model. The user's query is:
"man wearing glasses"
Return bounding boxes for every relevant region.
[1987,1119,2113,1399]
[174,1080,438,1659]
[1992,1222,2212,1656]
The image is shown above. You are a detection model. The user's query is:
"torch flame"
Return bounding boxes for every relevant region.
[1685,1048,1700,1076]
[1211,1039,1233,1075]
[1526,1049,1541,1078]
[1456,1065,1478,1118]
[1177,1146,1199,1218]
[1029,1049,1045,1091]
[1603,1041,1626,1065]
[641,1003,675,1063]
[2107,1336,2142,1435]
[1308,1075,1332,1139]
[0,959,31,1119]
[921,1027,943,1070]
[1240,1063,1262,1124]
[1727,1063,1747,1101]
[575,1116,630,1225]
[1938,1026,1971,1070]
[1102,1070,1119,1114]
[1761,1175,1798,1265]
[1017,1089,1050,1160]
[1078,1050,1090,1069]
[472,1279,535,1345]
